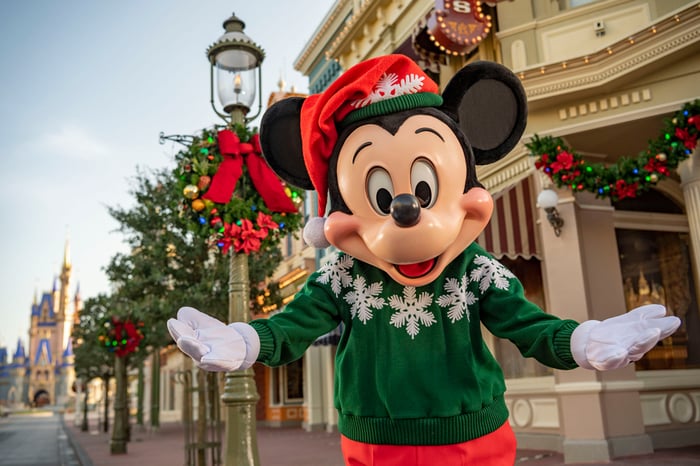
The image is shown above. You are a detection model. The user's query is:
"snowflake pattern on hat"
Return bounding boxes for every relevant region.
[350,72,427,109]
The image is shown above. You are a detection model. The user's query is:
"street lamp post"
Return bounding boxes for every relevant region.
[206,13,265,466]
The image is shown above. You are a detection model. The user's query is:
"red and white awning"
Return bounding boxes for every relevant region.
[477,175,541,260]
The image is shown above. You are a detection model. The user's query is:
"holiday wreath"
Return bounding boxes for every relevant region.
[174,124,304,254]
[527,99,699,201]
[98,316,144,358]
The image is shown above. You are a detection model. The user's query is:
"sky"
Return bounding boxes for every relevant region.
[0,0,336,352]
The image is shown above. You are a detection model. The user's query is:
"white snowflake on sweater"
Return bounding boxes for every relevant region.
[350,72,426,108]
[344,276,386,324]
[388,287,435,339]
[437,275,477,323]
[470,255,515,293]
[316,252,354,296]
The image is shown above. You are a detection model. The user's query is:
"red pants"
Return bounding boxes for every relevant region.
[341,421,516,466]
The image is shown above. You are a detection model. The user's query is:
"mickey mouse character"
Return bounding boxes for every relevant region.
[168,55,680,465]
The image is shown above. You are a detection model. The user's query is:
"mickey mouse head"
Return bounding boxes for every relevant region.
[261,55,527,286]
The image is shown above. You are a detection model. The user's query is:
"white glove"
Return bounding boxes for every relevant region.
[571,304,680,371]
[167,306,260,372]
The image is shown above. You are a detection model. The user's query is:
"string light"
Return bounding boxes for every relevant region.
[513,4,694,81]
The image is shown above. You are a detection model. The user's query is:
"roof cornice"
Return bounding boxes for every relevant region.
[517,3,700,101]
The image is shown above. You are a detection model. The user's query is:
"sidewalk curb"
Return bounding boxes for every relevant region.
[61,414,94,466]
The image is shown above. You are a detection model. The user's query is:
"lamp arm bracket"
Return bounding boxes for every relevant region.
[159,132,195,147]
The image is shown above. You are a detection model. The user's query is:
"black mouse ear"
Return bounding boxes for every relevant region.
[441,61,527,165]
[260,97,313,190]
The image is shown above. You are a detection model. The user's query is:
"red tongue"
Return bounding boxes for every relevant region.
[397,258,436,278]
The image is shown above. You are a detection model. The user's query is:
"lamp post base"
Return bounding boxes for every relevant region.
[222,368,260,466]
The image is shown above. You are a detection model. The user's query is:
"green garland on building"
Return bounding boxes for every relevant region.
[527,99,699,201]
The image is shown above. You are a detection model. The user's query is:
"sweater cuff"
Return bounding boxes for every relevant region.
[249,320,275,362]
[553,320,580,368]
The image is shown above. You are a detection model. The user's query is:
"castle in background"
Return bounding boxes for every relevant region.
[0,242,82,408]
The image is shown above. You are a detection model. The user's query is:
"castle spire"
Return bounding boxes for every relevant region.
[13,338,26,360]
[63,236,71,270]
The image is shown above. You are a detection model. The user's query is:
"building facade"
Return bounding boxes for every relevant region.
[138,3,698,462]
[292,0,700,463]
[0,242,81,409]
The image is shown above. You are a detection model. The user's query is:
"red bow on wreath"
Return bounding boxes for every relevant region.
[202,129,297,213]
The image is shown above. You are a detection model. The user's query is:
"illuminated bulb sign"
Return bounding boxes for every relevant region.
[415,0,493,59]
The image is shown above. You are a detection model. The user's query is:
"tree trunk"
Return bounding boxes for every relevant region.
[136,360,144,426]
[103,374,110,433]
[197,368,207,466]
[81,385,89,432]
[110,355,127,454]
[150,351,160,429]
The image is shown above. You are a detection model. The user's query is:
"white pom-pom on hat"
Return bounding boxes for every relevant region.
[303,217,331,249]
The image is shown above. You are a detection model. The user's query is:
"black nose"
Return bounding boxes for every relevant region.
[391,194,421,227]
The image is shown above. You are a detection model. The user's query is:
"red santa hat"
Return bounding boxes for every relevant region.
[299,54,443,217]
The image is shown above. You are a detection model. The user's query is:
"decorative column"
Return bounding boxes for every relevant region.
[302,346,325,431]
[321,346,338,431]
[678,149,700,293]
[537,185,652,463]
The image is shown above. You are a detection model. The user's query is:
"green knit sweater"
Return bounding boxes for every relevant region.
[250,242,579,445]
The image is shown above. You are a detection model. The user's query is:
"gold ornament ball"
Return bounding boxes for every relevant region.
[656,153,667,162]
[183,184,199,199]
[285,187,292,197]
[650,174,659,183]
[292,196,304,210]
[192,199,206,212]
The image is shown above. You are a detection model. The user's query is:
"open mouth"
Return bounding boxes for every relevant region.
[395,257,438,279]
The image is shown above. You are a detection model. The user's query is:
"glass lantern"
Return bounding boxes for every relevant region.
[214,48,259,113]
[207,13,265,120]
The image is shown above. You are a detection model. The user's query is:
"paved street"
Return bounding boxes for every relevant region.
[1,409,700,465]
[61,411,700,466]
[0,411,79,466]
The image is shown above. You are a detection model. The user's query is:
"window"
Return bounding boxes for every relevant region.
[616,229,700,370]
[270,358,304,405]
[494,257,553,378]
[556,0,598,10]
[285,359,304,401]
[614,190,700,370]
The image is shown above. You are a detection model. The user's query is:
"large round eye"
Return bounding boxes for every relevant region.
[366,167,394,215]
[411,158,438,208]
